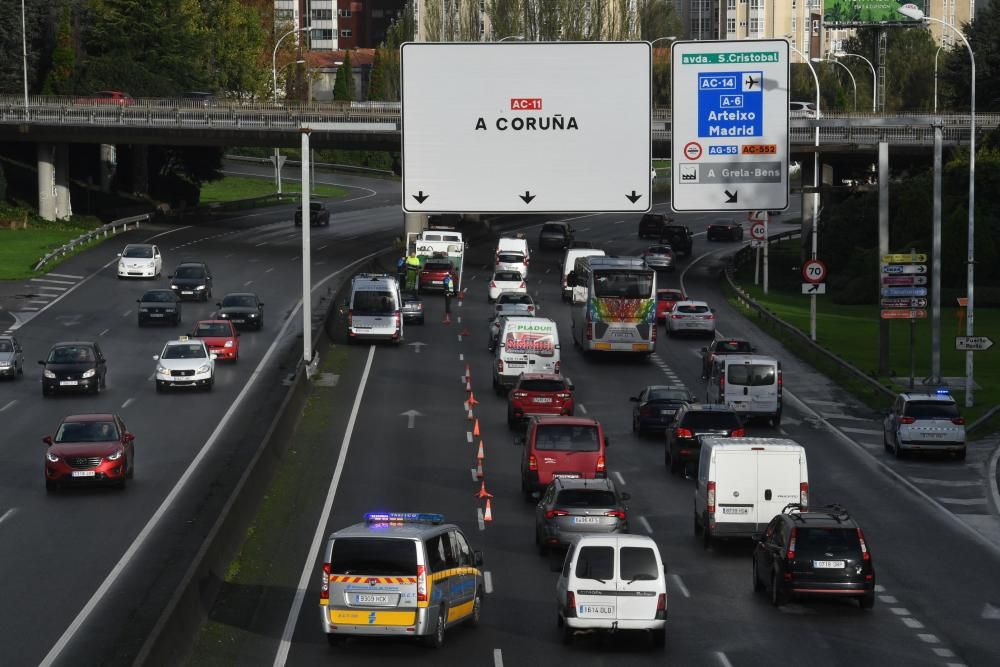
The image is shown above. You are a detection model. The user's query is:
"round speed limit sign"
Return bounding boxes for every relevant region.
[750,222,766,240]
[802,259,828,284]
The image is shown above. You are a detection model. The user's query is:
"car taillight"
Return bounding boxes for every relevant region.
[497,359,504,373]
[347,309,353,334]
[604,510,626,520]
[546,509,569,519]
[394,313,401,328]
[731,427,746,437]
[556,392,570,399]
[899,416,916,424]
[565,591,576,613]
[800,482,809,508]
[554,361,561,374]
[416,564,428,602]
[585,310,593,340]
[528,454,537,471]
[519,281,526,288]
[596,455,606,473]
[320,562,330,600]
[706,481,716,515]
[490,281,497,288]
[655,593,667,619]
[651,323,657,342]
[705,313,715,320]
[777,370,783,395]
[512,391,527,399]
[640,407,652,417]
[952,417,966,425]
[674,427,693,439]
[671,314,683,319]
[527,305,534,312]
[787,527,797,560]
[719,373,725,396]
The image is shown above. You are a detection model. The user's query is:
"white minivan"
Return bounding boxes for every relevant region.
[556,534,667,649]
[706,354,782,426]
[496,237,530,277]
[560,248,605,302]
[347,274,403,344]
[492,316,560,393]
[694,437,809,547]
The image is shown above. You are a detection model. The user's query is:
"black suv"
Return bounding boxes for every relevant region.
[660,225,693,257]
[701,338,754,378]
[538,222,574,250]
[168,261,213,301]
[753,504,875,609]
[638,213,669,239]
[295,202,330,226]
[137,289,181,326]
[665,403,743,474]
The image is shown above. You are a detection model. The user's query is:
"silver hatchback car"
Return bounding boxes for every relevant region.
[535,478,630,557]
[0,335,24,379]
[642,244,675,271]
[666,300,716,338]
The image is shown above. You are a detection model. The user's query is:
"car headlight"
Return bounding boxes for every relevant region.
[139,307,150,312]
[44,369,56,378]
[219,312,229,318]
[157,365,169,375]
[224,340,234,348]
[197,364,211,373]
[195,285,206,290]
[170,285,179,289]
[106,449,124,461]
[0,361,9,368]
[81,369,96,378]
[248,313,257,318]
[46,452,60,463]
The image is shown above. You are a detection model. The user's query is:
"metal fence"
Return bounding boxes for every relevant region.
[33,213,149,272]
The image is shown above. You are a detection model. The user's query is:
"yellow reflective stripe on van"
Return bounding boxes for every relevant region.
[329,609,416,626]
[428,566,480,582]
[447,599,475,622]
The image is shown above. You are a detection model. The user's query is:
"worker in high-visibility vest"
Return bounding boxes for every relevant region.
[405,252,421,291]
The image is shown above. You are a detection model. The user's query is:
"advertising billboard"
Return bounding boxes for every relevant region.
[823,1,926,27]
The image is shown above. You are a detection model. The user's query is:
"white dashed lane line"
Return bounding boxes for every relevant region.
[493,648,503,667]
[0,400,17,412]
[578,404,587,414]
[121,310,132,317]
[612,471,625,486]
[484,571,494,594]
[121,398,135,409]
[638,516,653,534]
[30,277,76,285]
[47,272,83,279]
[670,573,691,598]
[477,508,485,531]
[99,329,110,336]
[0,508,17,526]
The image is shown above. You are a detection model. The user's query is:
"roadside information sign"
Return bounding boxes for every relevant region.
[802,258,827,284]
[671,39,789,212]
[955,336,994,351]
[401,42,651,214]
[879,251,927,320]
[802,282,826,294]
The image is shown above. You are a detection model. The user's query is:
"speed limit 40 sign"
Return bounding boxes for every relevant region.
[750,222,766,241]
[802,258,827,284]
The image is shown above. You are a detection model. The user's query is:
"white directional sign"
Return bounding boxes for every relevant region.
[802,282,826,294]
[671,39,789,212]
[955,336,994,351]
[401,42,651,214]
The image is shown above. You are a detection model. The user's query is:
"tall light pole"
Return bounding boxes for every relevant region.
[934,45,945,114]
[835,51,877,113]
[790,42,822,341]
[272,25,312,195]
[899,5,977,406]
[812,57,857,112]
[20,0,29,110]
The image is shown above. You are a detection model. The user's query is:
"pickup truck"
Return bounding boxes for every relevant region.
[294,202,330,227]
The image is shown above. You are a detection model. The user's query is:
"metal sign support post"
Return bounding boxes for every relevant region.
[763,211,769,294]
[300,128,312,368]
[754,245,760,286]
[878,142,890,374]
[931,126,942,384]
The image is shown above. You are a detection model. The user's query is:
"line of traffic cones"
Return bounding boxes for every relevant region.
[460,355,492,524]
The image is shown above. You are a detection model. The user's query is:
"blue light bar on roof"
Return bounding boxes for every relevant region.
[365,512,445,525]
[935,389,951,395]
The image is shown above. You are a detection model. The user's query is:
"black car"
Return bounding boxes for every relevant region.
[538,222,574,250]
[707,219,744,241]
[535,477,630,557]
[168,262,213,301]
[638,213,670,239]
[701,338,755,378]
[137,289,181,326]
[630,385,693,435]
[660,225,693,257]
[39,342,108,396]
[567,239,594,249]
[216,292,264,330]
[181,91,216,106]
[753,504,875,609]
[295,202,330,226]
[665,404,744,474]
[401,290,424,324]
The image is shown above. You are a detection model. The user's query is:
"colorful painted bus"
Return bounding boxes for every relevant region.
[569,256,657,354]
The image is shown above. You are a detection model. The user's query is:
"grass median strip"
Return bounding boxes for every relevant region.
[200,175,349,203]
[0,207,106,280]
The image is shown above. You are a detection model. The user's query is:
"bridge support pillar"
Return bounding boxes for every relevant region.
[404,212,428,242]
[37,143,56,222]
[99,144,116,192]
[132,144,149,196]
[55,143,72,220]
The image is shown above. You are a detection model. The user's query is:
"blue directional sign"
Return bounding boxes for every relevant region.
[698,71,763,138]
[881,286,928,297]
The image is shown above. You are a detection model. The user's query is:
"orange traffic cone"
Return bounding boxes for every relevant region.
[465,363,471,379]
[443,312,452,325]
[468,392,479,407]
[465,379,472,393]
[475,480,493,498]
[477,440,485,460]
[483,498,493,522]
[473,418,480,437]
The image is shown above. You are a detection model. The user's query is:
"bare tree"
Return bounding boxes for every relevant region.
[458,0,481,40]
[487,0,523,40]
[424,0,443,40]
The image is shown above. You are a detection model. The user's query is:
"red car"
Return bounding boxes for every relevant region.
[656,288,686,323]
[191,319,240,361]
[74,90,135,105]
[507,373,575,426]
[518,416,608,498]
[44,413,135,491]
[418,259,457,292]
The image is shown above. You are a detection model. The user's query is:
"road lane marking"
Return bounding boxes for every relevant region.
[917,634,940,644]
[875,584,886,592]
[935,497,986,506]
[933,648,956,658]
[0,400,17,412]
[265,267,274,273]
[36,285,68,291]
[612,471,625,486]
[0,508,17,527]
[244,281,254,286]
[255,241,268,247]
[121,398,135,409]
[909,477,979,487]
[839,427,883,437]
[273,345,376,667]
[493,648,503,667]
[317,245,327,251]
[467,431,473,443]
[19,308,39,312]
[47,273,84,279]
[716,651,733,667]
[477,508,485,531]
[99,328,109,336]
[578,404,587,414]
[484,571,493,594]
[879,595,898,604]
[459,353,464,361]
[670,573,690,598]
[901,617,925,629]
[30,278,76,285]
[121,310,132,317]
[890,607,911,616]
[613,220,624,224]
[470,468,478,482]
[638,516,653,534]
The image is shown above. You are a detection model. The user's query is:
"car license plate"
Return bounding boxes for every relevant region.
[813,560,845,569]
[922,433,943,438]
[580,604,615,617]
[352,593,395,606]
[59,380,79,386]
[534,397,553,403]
[661,409,675,415]
[231,319,245,324]
[553,473,580,479]
[150,313,164,317]
[71,471,96,478]
[181,290,193,295]
[720,506,750,515]
[573,516,601,524]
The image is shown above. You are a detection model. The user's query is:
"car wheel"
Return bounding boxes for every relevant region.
[257,320,264,331]
[45,479,58,492]
[893,436,905,459]
[206,377,215,392]
[859,591,875,610]
[537,529,548,557]
[632,416,639,433]
[117,475,127,490]
[771,412,781,428]
[669,452,681,475]
[883,429,892,452]
[423,608,446,648]
[956,447,967,461]
[42,386,51,398]
[770,571,787,607]
[127,458,135,479]
[92,380,101,395]
[561,618,574,645]
[702,519,713,549]
[752,558,764,592]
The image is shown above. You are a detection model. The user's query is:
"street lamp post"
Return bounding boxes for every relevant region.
[934,45,945,114]
[835,52,877,113]
[20,0,29,110]
[812,57,857,112]
[899,5,977,407]
[271,26,312,195]
[790,42,822,341]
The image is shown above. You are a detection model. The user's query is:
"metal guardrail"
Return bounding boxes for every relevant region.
[225,154,394,176]
[33,213,149,272]
[725,231,898,403]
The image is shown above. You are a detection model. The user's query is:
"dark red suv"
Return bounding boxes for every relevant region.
[43,413,135,491]
[518,417,608,499]
[507,373,575,426]
[418,259,457,292]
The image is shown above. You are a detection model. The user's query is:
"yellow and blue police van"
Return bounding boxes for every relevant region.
[319,512,484,648]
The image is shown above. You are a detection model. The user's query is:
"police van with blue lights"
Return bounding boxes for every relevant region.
[319,512,484,648]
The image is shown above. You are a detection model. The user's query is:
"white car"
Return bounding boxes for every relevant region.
[495,250,529,279]
[883,390,967,460]
[153,336,215,392]
[118,244,162,279]
[494,291,536,316]
[488,270,526,303]
[666,300,716,338]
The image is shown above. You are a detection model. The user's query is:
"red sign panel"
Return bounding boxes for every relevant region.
[510,98,543,110]
[880,309,928,320]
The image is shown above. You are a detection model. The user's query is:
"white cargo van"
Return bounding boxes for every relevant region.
[496,237,530,277]
[560,248,605,302]
[706,354,782,426]
[694,437,808,546]
[347,274,402,344]
[492,317,560,393]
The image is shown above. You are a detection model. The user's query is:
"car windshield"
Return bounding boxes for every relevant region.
[498,293,532,305]
[329,538,417,576]
[494,271,522,282]
[497,253,525,264]
[423,262,452,272]
[54,421,119,443]
[555,489,617,508]
[658,291,684,302]
[795,527,861,558]
[194,323,232,337]
[222,295,256,307]
[575,546,614,581]
[727,364,776,386]
[535,425,600,452]
[48,346,93,363]
[904,401,960,419]
[352,291,396,315]
[174,266,205,279]
[593,270,654,298]
[712,220,735,227]
[0,340,12,352]
[620,547,659,581]
[123,246,153,258]
[717,340,753,353]
[681,412,741,430]
[162,344,206,359]
[542,224,566,234]
[648,388,691,402]
[519,379,565,393]
[142,291,174,303]
[677,304,710,314]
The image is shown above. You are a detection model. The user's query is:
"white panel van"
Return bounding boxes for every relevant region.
[492,317,560,393]
[347,274,403,344]
[706,354,782,426]
[694,437,808,546]
[560,248,605,302]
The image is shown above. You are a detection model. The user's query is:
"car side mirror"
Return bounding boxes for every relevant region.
[42,436,53,446]
[210,353,218,360]
[125,433,135,442]
[259,302,264,307]
[216,302,222,307]
[604,437,611,448]
[629,396,640,402]
[620,492,631,501]
[136,299,141,304]
[37,360,45,365]
[153,355,159,361]
[474,550,484,567]
[700,347,708,353]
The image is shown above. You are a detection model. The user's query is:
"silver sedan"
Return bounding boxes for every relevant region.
[642,244,675,271]
[0,335,24,379]
[666,300,716,338]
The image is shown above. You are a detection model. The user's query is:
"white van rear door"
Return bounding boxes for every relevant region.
[616,543,662,622]
[755,450,802,526]
[714,449,756,524]
[572,542,618,621]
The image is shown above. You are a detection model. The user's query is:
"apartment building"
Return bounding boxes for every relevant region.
[926,0,976,47]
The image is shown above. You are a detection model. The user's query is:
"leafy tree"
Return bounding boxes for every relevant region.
[368,48,386,101]
[202,0,270,100]
[333,51,354,101]
[458,0,481,40]
[424,0,442,40]
[941,0,999,111]
[0,0,49,95]
[638,0,681,43]
[840,25,939,112]
[42,4,75,95]
[487,0,522,40]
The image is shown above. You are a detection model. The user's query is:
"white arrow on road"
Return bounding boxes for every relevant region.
[983,603,1000,620]
[408,342,427,354]
[400,409,424,429]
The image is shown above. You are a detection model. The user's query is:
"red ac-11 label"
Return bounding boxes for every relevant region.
[510,98,543,110]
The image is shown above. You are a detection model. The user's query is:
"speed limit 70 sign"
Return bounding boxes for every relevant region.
[802,259,827,284]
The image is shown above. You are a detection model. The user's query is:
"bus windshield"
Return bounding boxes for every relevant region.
[593,270,654,298]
